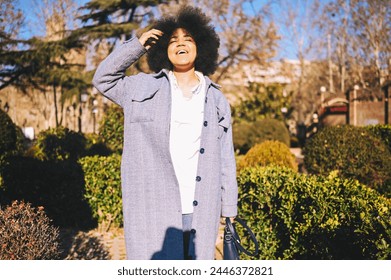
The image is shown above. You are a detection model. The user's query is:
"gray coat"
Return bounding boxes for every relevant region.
[92,38,238,260]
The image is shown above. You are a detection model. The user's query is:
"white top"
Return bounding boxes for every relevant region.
[169,71,206,214]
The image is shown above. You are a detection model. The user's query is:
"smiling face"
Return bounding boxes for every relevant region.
[167,28,197,72]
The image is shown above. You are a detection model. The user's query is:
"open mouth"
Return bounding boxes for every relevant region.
[176,50,188,55]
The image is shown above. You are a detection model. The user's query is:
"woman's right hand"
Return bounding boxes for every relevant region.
[138,29,164,50]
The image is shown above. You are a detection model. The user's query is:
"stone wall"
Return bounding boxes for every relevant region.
[350,101,390,126]
[0,86,112,138]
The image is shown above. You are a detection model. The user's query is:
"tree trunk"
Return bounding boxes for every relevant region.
[53,84,59,127]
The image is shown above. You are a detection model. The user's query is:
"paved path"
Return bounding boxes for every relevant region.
[60,222,225,260]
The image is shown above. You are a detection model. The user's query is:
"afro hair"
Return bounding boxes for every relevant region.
[147,6,220,76]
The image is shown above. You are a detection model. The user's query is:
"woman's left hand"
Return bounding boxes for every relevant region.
[138,29,164,50]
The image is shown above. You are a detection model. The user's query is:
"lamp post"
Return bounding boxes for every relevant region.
[281,89,288,125]
[353,85,359,126]
[312,112,319,133]
[281,106,288,123]
[92,98,98,134]
[320,86,326,107]
[66,106,71,128]
[382,81,390,124]
[78,91,89,133]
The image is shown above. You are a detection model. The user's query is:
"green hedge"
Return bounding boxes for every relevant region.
[0,156,95,228]
[366,124,391,152]
[99,105,124,154]
[233,118,290,155]
[303,125,391,197]
[84,133,112,157]
[237,140,297,171]
[79,154,122,231]
[237,166,391,259]
[33,126,87,161]
[0,109,16,155]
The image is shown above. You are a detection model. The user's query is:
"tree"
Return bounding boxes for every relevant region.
[232,82,292,123]
[0,0,24,50]
[0,0,89,128]
[318,0,351,95]
[349,0,390,87]
[0,0,24,87]
[275,0,326,124]
[74,0,163,54]
[193,0,279,84]
[68,0,169,77]
[319,0,390,93]
[35,0,89,127]
[0,0,84,90]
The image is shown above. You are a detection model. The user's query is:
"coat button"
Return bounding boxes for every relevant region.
[191,229,196,234]
[196,176,201,182]
[200,148,205,154]
[193,200,198,206]
[203,121,208,127]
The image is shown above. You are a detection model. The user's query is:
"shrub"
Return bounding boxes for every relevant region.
[233,118,290,155]
[14,125,28,155]
[303,125,391,197]
[84,133,112,156]
[0,156,95,228]
[33,126,86,161]
[0,156,7,188]
[0,108,16,155]
[238,140,298,171]
[0,111,26,190]
[366,124,391,152]
[237,166,391,260]
[99,105,124,153]
[0,200,60,260]
[79,154,122,231]
[231,83,292,123]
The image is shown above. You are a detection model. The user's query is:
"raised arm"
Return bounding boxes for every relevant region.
[92,29,163,107]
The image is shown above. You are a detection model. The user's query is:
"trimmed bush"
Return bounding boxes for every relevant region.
[233,118,290,155]
[79,154,122,231]
[99,105,124,153]
[237,166,391,260]
[366,124,391,152]
[84,133,112,156]
[0,156,95,228]
[33,126,86,161]
[0,200,60,260]
[0,109,16,155]
[14,125,27,155]
[238,140,298,171]
[365,124,391,197]
[303,125,391,197]
[232,83,292,123]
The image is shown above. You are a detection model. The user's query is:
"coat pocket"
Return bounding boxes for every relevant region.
[217,115,230,139]
[129,90,158,123]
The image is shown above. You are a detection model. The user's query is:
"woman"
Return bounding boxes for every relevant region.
[93,6,237,260]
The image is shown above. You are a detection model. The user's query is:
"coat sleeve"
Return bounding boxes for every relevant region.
[92,37,147,108]
[219,100,238,218]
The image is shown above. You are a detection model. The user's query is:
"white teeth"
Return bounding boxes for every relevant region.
[177,50,187,54]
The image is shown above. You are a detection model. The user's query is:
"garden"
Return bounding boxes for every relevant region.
[0,104,390,260]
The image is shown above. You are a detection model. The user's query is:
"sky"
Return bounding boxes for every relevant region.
[14,0,328,61]
[15,0,89,39]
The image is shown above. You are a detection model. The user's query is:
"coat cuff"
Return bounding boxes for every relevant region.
[221,204,237,218]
